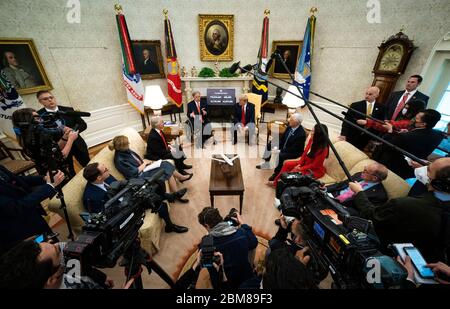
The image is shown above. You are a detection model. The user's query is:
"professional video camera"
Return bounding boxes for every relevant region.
[277,173,407,289]
[63,170,174,288]
[199,235,221,268]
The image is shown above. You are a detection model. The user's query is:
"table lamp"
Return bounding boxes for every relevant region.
[144,85,168,116]
[282,85,305,115]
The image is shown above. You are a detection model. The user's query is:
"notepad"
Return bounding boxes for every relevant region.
[143,159,162,173]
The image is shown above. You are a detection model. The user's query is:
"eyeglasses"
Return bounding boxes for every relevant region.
[39,96,54,101]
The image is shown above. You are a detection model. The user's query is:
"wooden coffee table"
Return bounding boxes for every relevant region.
[209,154,245,214]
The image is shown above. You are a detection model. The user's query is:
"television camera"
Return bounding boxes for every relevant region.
[63,170,174,288]
[276,173,407,289]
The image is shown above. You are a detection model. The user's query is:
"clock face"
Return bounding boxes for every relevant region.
[379,43,404,72]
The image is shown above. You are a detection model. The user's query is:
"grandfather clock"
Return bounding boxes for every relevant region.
[372,31,416,105]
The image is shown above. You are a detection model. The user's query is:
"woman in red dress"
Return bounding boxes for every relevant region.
[268,124,329,188]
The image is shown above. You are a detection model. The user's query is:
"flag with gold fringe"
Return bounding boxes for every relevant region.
[295,11,316,100]
[252,10,270,105]
[115,4,144,115]
[164,10,182,108]
[0,70,25,137]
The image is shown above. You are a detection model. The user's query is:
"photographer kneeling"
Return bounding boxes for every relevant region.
[0,239,113,289]
[197,207,258,288]
[12,108,79,178]
[83,163,188,233]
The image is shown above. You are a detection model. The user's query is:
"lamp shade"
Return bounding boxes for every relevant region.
[282,85,305,109]
[144,85,168,110]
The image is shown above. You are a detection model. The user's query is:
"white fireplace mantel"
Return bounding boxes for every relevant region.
[181,76,253,109]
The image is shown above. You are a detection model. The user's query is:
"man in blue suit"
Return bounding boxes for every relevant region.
[186,91,213,148]
[257,113,306,181]
[0,164,65,255]
[232,94,256,145]
[82,163,188,233]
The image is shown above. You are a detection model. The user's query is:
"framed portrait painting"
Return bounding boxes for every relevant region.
[270,40,303,79]
[199,14,234,61]
[131,40,165,80]
[0,38,52,95]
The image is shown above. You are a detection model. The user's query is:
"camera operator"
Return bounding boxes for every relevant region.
[348,157,450,263]
[0,239,113,289]
[36,91,90,177]
[0,163,65,255]
[82,163,188,233]
[11,108,79,178]
[175,250,228,289]
[269,214,309,256]
[197,207,258,288]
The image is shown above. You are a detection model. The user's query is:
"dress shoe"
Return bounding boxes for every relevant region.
[165,224,189,233]
[274,219,281,227]
[176,198,189,203]
[180,173,193,183]
[174,188,187,199]
[178,169,190,176]
[182,164,193,170]
[268,173,277,181]
[256,162,271,170]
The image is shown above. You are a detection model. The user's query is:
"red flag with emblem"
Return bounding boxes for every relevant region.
[164,13,182,108]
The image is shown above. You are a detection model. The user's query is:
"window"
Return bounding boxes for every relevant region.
[434,82,450,156]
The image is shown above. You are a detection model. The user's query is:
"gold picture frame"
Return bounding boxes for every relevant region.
[270,40,303,79]
[131,40,165,80]
[0,38,52,95]
[199,14,234,61]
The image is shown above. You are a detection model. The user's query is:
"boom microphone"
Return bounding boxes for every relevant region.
[56,110,91,117]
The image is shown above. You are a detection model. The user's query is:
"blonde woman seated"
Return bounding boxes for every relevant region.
[109,135,192,197]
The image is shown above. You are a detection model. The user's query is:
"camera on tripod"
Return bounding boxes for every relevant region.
[276,173,407,289]
[64,170,166,274]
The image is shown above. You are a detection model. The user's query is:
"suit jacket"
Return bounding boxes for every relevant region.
[187,100,209,124]
[83,175,117,213]
[385,90,429,120]
[233,103,255,126]
[114,149,143,180]
[0,165,55,254]
[354,190,450,262]
[140,59,159,75]
[376,128,445,179]
[37,105,88,149]
[326,172,388,208]
[145,128,172,161]
[341,100,385,147]
[279,125,306,157]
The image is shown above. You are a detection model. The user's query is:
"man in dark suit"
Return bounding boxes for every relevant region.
[233,94,256,145]
[187,91,213,148]
[0,164,65,255]
[139,49,159,75]
[257,113,306,181]
[36,91,90,177]
[82,163,188,233]
[339,86,385,150]
[145,116,192,175]
[348,157,450,262]
[386,75,429,121]
[326,162,388,209]
[375,109,445,179]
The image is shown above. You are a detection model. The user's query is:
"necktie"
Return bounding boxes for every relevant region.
[366,103,373,116]
[159,130,168,150]
[283,129,294,149]
[241,106,246,126]
[392,92,409,120]
[196,102,203,123]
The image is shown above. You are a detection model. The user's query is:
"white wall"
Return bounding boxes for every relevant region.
[1,0,449,145]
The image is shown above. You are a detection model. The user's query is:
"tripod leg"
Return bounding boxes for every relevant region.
[148,259,175,288]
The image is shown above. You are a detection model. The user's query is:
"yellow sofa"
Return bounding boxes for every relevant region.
[48,128,169,255]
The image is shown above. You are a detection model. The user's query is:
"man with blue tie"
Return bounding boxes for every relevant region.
[256,113,306,181]
[82,163,188,233]
[233,94,256,145]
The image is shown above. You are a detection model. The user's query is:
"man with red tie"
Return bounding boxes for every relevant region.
[187,91,213,148]
[145,116,192,175]
[386,75,429,121]
[233,94,256,145]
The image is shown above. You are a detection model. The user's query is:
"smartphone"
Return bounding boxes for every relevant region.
[404,246,435,279]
